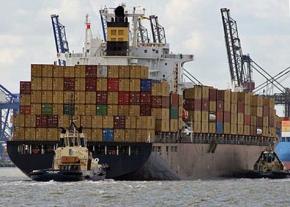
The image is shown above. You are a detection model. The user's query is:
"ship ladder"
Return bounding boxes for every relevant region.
[208,137,217,153]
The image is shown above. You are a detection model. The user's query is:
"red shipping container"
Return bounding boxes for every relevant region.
[140,92,151,104]
[85,78,96,91]
[183,99,194,111]
[96,91,107,104]
[113,116,126,129]
[217,90,224,101]
[85,66,97,77]
[130,92,140,104]
[263,106,269,116]
[36,115,48,128]
[217,101,223,112]
[170,93,179,107]
[108,78,119,91]
[244,115,251,125]
[224,111,231,122]
[20,81,31,94]
[140,104,151,116]
[47,115,58,128]
[162,96,170,108]
[216,111,223,122]
[202,99,209,111]
[257,117,263,127]
[20,105,31,115]
[118,92,130,105]
[209,89,217,101]
[152,96,162,108]
[237,103,245,113]
[64,78,75,91]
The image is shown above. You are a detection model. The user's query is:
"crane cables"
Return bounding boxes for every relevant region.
[183,68,203,85]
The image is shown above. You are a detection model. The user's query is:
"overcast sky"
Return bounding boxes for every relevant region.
[1,0,290,97]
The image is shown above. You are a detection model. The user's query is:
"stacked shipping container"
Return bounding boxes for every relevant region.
[13,64,183,142]
[184,85,279,139]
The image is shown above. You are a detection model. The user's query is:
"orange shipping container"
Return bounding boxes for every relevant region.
[53,91,64,104]
[108,66,119,78]
[64,92,74,103]
[64,66,75,77]
[47,128,58,141]
[92,129,102,141]
[119,79,130,91]
[35,128,47,140]
[83,129,92,141]
[85,92,96,104]
[119,66,130,78]
[53,78,64,91]
[53,104,63,115]
[140,66,149,79]
[81,116,92,128]
[96,79,107,91]
[42,78,53,90]
[129,79,140,92]
[75,92,86,104]
[58,115,70,127]
[118,105,129,116]
[129,105,140,116]
[107,105,118,116]
[74,65,86,78]
[75,104,85,115]
[14,114,25,127]
[42,91,53,103]
[31,91,42,104]
[31,64,42,77]
[13,127,25,140]
[85,105,95,115]
[31,77,42,90]
[107,92,118,104]
[92,116,103,128]
[53,65,64,77]
[20,94,31,105]
[75,78,85,91]
[103,116,114,128]
[25,115,36,128]
[24,128,36,140]
[114,129,124,142]
[124,129,136,142]
[42,65,53,77]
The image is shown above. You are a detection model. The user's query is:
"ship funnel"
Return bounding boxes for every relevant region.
[115,6,125,22]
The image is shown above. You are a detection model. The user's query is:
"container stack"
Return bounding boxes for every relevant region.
[13,64,183,142]
[184,85,279,139]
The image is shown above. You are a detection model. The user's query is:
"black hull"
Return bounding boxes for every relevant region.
[7,141,152,179]
[30,169,83,182]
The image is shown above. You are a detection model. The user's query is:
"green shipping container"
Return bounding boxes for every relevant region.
[96,105,107,116]
[170,107,178,119]
[41,103,53,115]
[63,104,75,115]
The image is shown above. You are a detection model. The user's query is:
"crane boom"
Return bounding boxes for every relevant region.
[51,15,69,66]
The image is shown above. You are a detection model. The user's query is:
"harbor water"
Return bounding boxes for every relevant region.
[0,168,290,207]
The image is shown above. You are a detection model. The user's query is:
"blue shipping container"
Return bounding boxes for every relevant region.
[103,129,114,142]
[216,122,223,134]
[140,79,152,92]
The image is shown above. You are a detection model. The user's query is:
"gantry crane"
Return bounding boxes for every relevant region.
[51,14,70,66]
[221,8,290,117]
[0,85,19,159]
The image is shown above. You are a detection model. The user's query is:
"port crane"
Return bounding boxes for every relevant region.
[0,85,19,158]
[221,8,290,117]
[51,14,70,66]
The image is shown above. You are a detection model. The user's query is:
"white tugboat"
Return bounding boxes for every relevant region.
[30,122,106,182]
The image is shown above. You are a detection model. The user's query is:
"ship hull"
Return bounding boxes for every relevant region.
[7,140,267,180]
[275,141,290,169]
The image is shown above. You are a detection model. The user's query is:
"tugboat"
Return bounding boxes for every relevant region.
[250,150,289,179]
[29,122,106,182]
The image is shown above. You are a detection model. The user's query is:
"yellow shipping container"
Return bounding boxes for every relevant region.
[20,94,31,105]
[64,92,74,103]
[25,115,36,128]
[75,92,85,104]
[47,128,58,141]
[119,79,130,91]
[224,90,231,103]
[209,101,216,112]
[224,100,231,112]
[263,117,269,127]
[231,124,237,134]
[83,129,92,141]
[42,78,53,90]
[114,129,125,142]
[108,66,119,78]
[75,104,85,115]
[119,66,130,78]
[103,116,114,128]
[201,111,208,122]
[75,78,85,91]
[107,105,118,116]
[85,92,96,104]
[257,96,263,106]
[42,65,53,77]
[92,116,103,128]
[237,124,244,135]
[124,129,136,142]
[118,105,129,116]
[53,65,64,77]
[53,91,63,104]
[31,77,42,90]
[209,122,216,133]
[201,121,209,133]
[31,91,42,104]
[193,121,201,133]
[74,65,86,78]
[152,108,162,117]
[35,128,47,140]
[53,104,63,115]
[130,66,141,78]
[96,79,107,91]
[14,114,25,127]
[152,82,161,96]
[140,66,149,79]
[162,108,170,120]
[161,119,170,132]
[81,115,92,128]
[13,127,25,140]
[170,119,178,132]
[231,113,237,124]
[24,128,36,140]
[107,92,118,105]
[262,127,269,136]
[92,129,102,141]
[64,66,75,77]
[231,92,238,104]
[244,125,250,135]
[53,78,64,91]
[129,79,140,91]
[245,104,251,115]
[31,104,41,114]
[31,64,42,77]
[73,115,81,126]
[42,91,53,103]
[193,111,201,122]
[224,123,230,134]
[237,113,244,125]
[231,104,237,113]
[202,86,209,99]
[129,105,140,116]
[257,106,263,117]
[58,115,70,127]
[85,105,95,115]
[161,81,170,96]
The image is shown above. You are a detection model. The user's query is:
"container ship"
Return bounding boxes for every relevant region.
[7,5,281,180]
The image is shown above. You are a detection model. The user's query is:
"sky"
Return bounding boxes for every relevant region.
[1,0,290,98]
